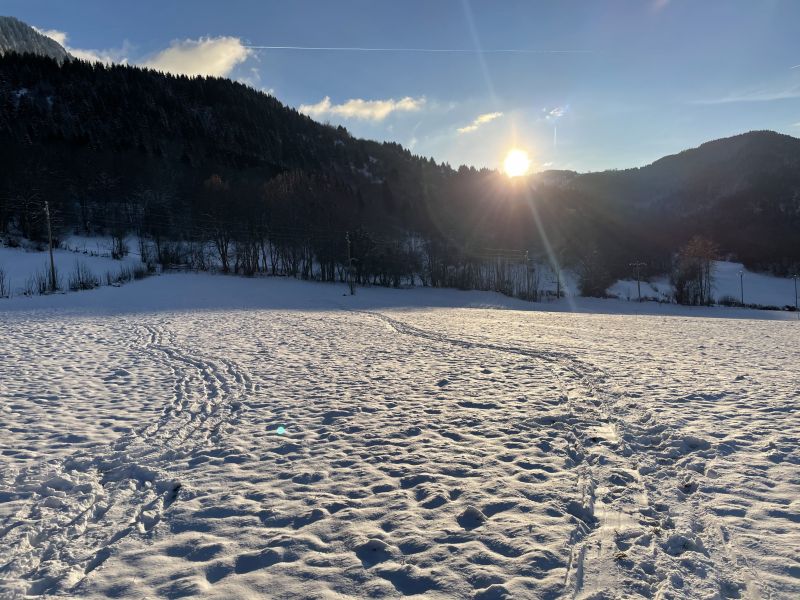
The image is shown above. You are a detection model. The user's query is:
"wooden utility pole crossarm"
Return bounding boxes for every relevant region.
[629,261,646,302]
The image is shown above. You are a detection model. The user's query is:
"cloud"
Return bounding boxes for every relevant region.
[693,84,800,104]
[35,26,130,64]
[34,27,67,47]
[70,45,131,64]
[299,96,425,121]
[142,37,251,77]
[457,111,503,134]
[544,105,567,120]
[37,26,252,77]
[236,67,271,92]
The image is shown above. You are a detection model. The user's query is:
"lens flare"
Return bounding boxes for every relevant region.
[503,149,530,177]
[276,425,286,435]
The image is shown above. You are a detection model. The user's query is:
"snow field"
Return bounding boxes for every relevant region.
[0,276,798,599]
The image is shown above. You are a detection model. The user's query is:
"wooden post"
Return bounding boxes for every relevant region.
[44,201,56,292]
[739,270,744,306]
[346,231,355,295]
[555,266,561,299]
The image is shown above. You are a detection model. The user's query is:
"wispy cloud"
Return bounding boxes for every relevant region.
[693,84,800,104]
[142,37,251,77]
[33,26,67,47]
[36,27,251,78]
[299,96,425,121]
[457,111,503,134]
[35,27,131,64]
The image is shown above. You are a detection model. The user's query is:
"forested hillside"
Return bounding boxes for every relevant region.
[1,51,798,295]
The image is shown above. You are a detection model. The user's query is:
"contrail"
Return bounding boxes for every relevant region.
[245,45,591,54]
[792,64,800,69]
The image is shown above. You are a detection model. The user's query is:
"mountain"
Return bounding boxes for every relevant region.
[0,16,69,62]
[554,130,800,213]
[533,131,800,272]
[0,31,797,290]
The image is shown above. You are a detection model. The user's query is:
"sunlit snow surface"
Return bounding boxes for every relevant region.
[0,276,798,599]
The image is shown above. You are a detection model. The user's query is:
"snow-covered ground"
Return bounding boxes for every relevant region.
[0,274,798,599]
[609,261,798,308]
[3,239,797,312]
[0,237,141,297]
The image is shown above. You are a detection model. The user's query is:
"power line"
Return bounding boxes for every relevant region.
[245,45,592,55]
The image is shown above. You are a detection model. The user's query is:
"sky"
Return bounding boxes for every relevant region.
[5,0,800,173]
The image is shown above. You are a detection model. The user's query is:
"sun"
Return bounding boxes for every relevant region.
[503,149,531,177]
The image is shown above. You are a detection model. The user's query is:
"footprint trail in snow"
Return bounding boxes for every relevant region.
[0,305,797,599]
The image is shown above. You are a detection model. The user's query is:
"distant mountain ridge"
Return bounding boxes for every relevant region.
[540,130,800,204]
[0,16,69,62]
[531,130,800,271]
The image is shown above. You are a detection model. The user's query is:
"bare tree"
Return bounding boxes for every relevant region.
[672,235,718,305]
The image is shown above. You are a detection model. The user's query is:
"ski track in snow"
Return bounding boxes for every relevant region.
[0,302,798,599]
[0,318,252,596]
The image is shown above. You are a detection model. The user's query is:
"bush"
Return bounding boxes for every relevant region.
[25,265,60,295]
[133,264,149,280]
[0,267,8,298]
[68,261,100,291]
[718,295,742,307]
[104,264,150,287]
[111,234,128,260]
[105,266,131,286]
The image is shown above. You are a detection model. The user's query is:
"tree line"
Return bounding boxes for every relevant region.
[1,52,797,303]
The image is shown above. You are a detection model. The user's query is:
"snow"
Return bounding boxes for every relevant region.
[0,16,70,62]
[1,273,798,599]
[3,240,796,315]
[609,260,798,308]
[0,238,141,297]
[712,260,797,307]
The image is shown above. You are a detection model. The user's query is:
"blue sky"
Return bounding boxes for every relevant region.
[7,0,800,172]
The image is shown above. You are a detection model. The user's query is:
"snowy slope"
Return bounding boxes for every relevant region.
[0,16,69,62]
[0,238,141,297]
[609,260,798,308]
[712,261,797,307]
[0,275,798,599]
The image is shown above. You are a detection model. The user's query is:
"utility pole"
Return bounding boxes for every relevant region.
[346,231,355,295]
[44,201,56,293]
[549,260,561,300]
[738,270,744,306]
[555,265,561,299]
[629,261,646,302]
[524,250,530,299]
[793,274,798,311]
